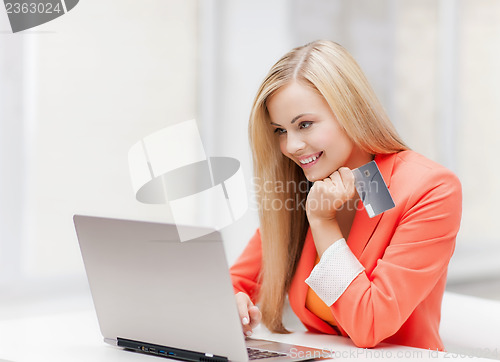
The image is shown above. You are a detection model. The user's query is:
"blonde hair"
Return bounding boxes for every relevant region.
[249,40,408,333]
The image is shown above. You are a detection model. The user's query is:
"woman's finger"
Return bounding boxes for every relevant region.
[248,305,262,329]
[328,171,342,189]
[235,292,251,325]
[338,167,356,198]
[235,292,257,336]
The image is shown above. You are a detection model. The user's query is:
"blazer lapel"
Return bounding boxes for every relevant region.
[347,153,397,258]
[348,205,382,258]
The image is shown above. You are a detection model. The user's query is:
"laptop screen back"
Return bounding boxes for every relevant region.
[74,215,248,362]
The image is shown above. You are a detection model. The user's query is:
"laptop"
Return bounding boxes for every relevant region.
[74,215,325,362]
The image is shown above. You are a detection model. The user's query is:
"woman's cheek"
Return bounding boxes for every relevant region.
[279,139,289,157]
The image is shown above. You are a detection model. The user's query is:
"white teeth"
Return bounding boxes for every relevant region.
[300,155,319,164]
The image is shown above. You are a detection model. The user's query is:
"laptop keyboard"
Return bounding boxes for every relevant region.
[247,347,288,360]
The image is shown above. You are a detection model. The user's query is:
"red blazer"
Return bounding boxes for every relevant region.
[230,150,462,350]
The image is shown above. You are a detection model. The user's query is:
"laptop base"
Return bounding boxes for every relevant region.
[117,337,228,362]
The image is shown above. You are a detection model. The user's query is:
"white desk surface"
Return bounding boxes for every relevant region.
[0,307,496,362]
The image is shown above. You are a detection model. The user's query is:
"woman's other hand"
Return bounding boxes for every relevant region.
[235,292,262,337]
[306,167,356,222]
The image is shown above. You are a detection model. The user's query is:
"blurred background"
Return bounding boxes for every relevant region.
[1,0,499,325]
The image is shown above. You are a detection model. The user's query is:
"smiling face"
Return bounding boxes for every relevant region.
[267,81,373,182]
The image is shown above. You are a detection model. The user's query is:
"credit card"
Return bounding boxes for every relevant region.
[352,161,395,218]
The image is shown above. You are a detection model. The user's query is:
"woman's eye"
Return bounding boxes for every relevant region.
[274,128,287,135]
[300,121,312,129]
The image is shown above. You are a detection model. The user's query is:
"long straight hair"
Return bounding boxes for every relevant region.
[249,41,408,333]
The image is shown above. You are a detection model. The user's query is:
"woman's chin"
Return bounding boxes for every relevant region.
[303,166,336,182]
[304,172,326,182]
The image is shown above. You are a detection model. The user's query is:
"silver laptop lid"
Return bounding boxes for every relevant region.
[74,215,248,362]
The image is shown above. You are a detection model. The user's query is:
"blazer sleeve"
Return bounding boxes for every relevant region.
[229,229,263,303]
[329,168,462,348]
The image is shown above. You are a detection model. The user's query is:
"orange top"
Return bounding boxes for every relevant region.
[230,151,462,350]
[304,255,344,336]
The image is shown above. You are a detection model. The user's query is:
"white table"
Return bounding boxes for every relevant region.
[0,307,497,362]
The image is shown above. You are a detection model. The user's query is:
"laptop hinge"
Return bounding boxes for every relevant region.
[117,337,229,362]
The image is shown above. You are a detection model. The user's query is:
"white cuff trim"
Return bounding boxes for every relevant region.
[305,238,364,306]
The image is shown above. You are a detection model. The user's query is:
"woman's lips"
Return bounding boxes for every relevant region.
[299,151,323,169]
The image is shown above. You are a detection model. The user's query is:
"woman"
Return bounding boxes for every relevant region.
[230,40,461,350]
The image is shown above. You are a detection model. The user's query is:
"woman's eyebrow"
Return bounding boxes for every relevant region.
[270,113,312,127]
[291,113,312,124]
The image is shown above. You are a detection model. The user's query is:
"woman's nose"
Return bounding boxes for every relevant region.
[285,132,306,155]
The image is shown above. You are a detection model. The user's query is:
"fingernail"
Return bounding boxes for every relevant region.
[245,330,253,337]
[242,317,249,325]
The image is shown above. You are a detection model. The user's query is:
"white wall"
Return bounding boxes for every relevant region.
[0,0,198,291]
